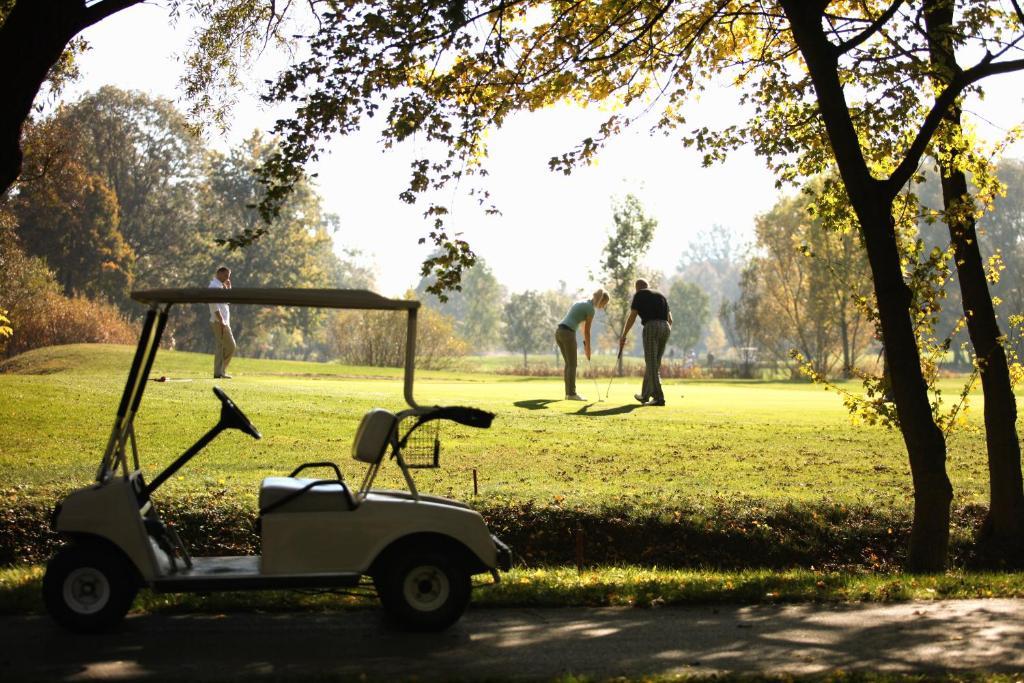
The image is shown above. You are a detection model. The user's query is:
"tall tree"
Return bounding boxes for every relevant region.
[53,87,208,289]
[676,225,747,357]
[923,0,1024,542]
[326,247,377,290]
[770,2,1024,568]
[0,1,306,200]
[720,265,765,378]
[503,290,549,369]
[678,225,747,309]
[666,279,709,355]
[417,258,505,350]
[598,194,657,374]
[12,117,134,300]
[740,185,872,379]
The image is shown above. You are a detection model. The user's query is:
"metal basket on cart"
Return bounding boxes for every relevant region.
[398,416,441,468]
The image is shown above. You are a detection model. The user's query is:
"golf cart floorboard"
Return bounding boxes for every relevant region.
[151,556,362,593]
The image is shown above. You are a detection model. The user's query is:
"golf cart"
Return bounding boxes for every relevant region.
[44,288,512,633]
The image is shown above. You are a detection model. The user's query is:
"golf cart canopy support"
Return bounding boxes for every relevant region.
[96,288,421,483]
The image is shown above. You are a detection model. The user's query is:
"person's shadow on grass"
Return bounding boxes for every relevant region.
[513,399,641,416]
[514,399,560,410]
[573,403,641,417]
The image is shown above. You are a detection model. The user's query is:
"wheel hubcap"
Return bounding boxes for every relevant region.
[402,565,450,612]
[63,567,111,615]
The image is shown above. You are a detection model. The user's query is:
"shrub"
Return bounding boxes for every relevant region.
[1,291,135,358]
[1,227,60,354]
[327,304,468,369]
[1,226,135,358]
[1,495,1004,571]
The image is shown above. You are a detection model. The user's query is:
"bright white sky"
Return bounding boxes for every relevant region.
[66,3,1024,298]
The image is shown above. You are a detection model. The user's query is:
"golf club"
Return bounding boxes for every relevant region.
[587,357,603,402]
[606,345,623,400]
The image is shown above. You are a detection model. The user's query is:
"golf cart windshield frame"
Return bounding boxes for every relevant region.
[96,288,421,482]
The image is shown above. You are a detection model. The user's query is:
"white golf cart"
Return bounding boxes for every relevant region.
[44,288,511,633]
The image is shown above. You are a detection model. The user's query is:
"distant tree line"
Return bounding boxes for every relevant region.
[719,161,1024,380]
[10,89,1024,384]
[1,87,376,360]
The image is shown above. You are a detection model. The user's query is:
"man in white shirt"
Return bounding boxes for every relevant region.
[209,266,236,379]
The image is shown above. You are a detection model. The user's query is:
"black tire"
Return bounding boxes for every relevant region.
[374,546,471,632]
[43,544,138,633]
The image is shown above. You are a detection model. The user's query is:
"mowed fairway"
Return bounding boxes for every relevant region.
[0,344,997,512]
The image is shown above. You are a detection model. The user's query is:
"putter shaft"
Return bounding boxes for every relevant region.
[606,348,623,399]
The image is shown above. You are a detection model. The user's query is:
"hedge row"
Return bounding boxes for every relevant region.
[5,495,1021,570]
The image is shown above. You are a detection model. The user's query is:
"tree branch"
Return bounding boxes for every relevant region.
[1012,0,1024,25]
[834,0,906,55]
[80,0,143,29]
[579,0,678,64]
[886,54,1024,196]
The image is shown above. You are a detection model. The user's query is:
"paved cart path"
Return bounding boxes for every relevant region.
[2,600,1023,681]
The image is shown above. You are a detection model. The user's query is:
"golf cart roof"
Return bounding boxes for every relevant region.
[98,287,423,481]
[131,288,419,311]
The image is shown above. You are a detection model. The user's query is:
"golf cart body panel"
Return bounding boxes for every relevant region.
[46,287,509,633]
[53,474,173,582]
[260,489,497,575]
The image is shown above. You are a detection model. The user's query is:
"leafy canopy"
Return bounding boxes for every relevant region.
[258,1,1024,294]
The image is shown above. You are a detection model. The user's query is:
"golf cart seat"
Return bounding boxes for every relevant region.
[351,408,398,464]
[258,409,399,516]
[259,477,356,514]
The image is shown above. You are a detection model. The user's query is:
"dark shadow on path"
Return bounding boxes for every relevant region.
[3,601,1023,682]
[513,399,560,410]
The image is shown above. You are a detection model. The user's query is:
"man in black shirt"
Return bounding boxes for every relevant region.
[619,279,672,406]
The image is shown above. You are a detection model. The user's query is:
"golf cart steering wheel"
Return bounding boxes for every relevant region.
[213,387,261,440]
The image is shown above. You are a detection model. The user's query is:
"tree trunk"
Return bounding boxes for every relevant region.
[0,1,140,198]
[937,163,1024,541]
[782,1,953,571]
[925,0,1024,542]
[861,196,954,571]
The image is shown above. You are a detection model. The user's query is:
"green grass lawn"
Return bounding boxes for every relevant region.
[2,344,1023,608]
[0,343,996,511]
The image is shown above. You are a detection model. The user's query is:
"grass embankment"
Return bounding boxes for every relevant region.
[0,343,1013,571]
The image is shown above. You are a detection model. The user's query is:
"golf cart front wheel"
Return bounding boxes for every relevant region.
[43,544,138,633]
[374,550,471,632]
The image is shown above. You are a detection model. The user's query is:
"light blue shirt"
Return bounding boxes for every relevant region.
[559,301,595,331]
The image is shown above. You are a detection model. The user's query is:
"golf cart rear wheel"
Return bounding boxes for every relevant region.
[43,544,138,633]
[374,550,471,632]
